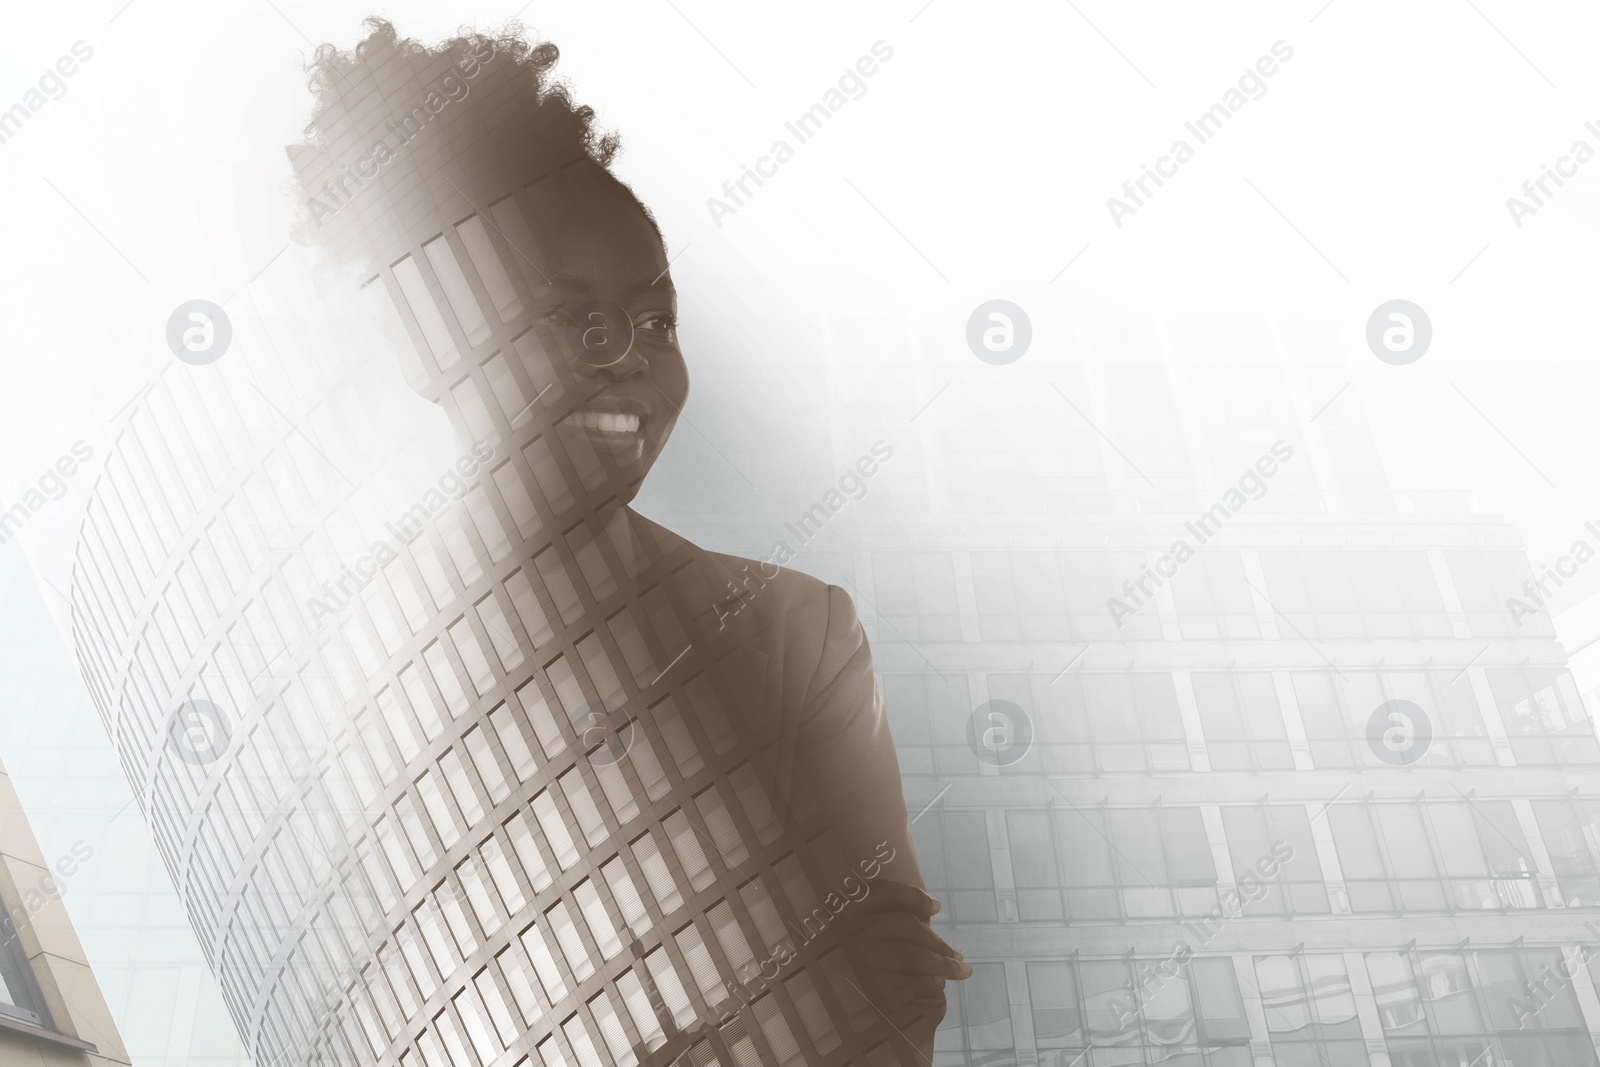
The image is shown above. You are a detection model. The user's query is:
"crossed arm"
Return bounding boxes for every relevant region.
[794,585,971,1061]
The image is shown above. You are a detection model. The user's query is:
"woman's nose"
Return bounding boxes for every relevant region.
[566,300,644,377]
[581,345,649,380]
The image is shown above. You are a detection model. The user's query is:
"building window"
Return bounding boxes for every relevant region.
[1368,948,1597,1067]
[934,962,1012,1066]
[1169,551,1260,640]
[881,672,974,778]
[871,551,961,642]
[1253,953,1368,1066]
[1444,548,1555,638]
[1328,800,1543,913]
[1530,798,1600,906]
[1191,673,1293,770]
[910,810,996,924]
[0,915,49,1028]
[1027,955,1250,1066]
[1259,550,1452,640]
[1291,670,1495,769]
[969,550,1164,642]
[1008,804,1216,922]
[985,672,1188,775]
[1484,667,1600,765]
[1005,809,1067,922]
[1219,805,1329,916]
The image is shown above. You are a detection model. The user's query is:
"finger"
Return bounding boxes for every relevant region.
[838,913,960,955]
[849,879,940,917]
[859,943,973,979]
[854,924,962,962]
[857,921,966,959]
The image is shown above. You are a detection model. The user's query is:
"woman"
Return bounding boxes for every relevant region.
[287,18,966,1066]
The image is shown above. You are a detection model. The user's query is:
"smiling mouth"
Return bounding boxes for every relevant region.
[566,411,642,434]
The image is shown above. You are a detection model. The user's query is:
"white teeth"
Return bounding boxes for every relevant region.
[569,412,640,433]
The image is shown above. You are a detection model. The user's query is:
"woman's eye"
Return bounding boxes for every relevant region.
[635,311,678,341]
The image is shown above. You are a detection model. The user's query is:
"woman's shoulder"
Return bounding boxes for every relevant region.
[628,509,865,662]
[701,547,841,632]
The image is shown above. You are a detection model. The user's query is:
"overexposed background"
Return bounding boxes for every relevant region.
[2,0,1599,1061]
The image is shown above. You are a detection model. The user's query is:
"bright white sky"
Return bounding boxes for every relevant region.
[2,0,1599,1060]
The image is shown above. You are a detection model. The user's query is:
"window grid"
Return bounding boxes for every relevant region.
[1027,955,1251,1066]
[1367,947,1597,1067]
[1328,800,1543,914]
[1004,804,1218,924]
[1291,669,1496,770]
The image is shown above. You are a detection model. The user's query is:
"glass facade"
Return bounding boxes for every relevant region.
[1369,948,1597,1066]
[1328,800,1543,913]
[1254,954,1366,1067]
[758,320,1600,1063]
[1027,956,1252,1066]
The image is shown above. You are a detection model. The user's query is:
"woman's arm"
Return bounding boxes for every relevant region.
[793,584,970,1062]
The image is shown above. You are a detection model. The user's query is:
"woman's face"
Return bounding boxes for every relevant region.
[524,169,687,506]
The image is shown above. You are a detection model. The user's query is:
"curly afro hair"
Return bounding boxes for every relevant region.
[286,18,650,267]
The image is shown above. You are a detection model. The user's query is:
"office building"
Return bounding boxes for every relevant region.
[0,752,130,1066]
[642,313,1600,1066]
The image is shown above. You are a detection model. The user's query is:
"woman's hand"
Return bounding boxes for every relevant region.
[830,879,970,1058]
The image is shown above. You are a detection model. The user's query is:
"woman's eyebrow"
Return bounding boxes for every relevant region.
[627,276,676,302]
[542,270,673,303]
[546,269,590,295]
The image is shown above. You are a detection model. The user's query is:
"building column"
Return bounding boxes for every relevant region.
[950,549,982,646]
[1426,549,1474,640]
[1170,671,1212,774]
[988,808,1018,924]
[1153,556,1184,643]
[1202,805,1237,890]
[1510,797,1565,908]
[971,673,1002,782]
[1004,958,1038,1065]
[1430,548,1518,765]
[1240,551,1280,641]
[1345,950,1394,1067]
[1230,954,1277,1067]
[1566,942,1600,1050]
[1464,667,1518,767]
[1271,670,1316,771]
[1307,807,1352,915]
